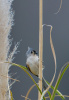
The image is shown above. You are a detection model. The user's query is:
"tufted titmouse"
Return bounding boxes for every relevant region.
[26,47,48,90]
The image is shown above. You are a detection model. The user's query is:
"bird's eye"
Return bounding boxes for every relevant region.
[31,50,38,54]
[31,50,35,54]
[31,51,33,54]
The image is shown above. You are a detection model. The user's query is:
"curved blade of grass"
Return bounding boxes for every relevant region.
[47,91,51,99]
[41,24,57,100]
[51,63,69,100]
[7,62,41,92]
[25,82,51,100]
[6,62,45,100]
[46,81,65,100]
[54,0,62,14]
[25,84,51,100]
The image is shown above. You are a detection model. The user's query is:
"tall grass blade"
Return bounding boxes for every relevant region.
[47,91,51,99]
[51,63,69,100]
[41,24,57,100]
[46,81,65,100]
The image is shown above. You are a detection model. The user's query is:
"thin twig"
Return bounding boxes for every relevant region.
[25,83,39,100]
[21,95,31,100]
[0,74,20,82]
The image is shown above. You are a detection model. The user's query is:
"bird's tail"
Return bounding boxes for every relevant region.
[42,76,48,90]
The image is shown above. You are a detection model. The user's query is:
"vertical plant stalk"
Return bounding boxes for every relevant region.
[0,0,14,100]
[38,0,43,99]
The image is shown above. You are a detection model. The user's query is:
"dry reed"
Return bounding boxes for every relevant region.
[0,0,14,100]
[39,0,43,99]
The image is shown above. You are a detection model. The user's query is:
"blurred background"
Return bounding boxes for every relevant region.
[10,0,69,100]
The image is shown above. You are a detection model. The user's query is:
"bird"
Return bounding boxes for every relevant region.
[26,47,48,90]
